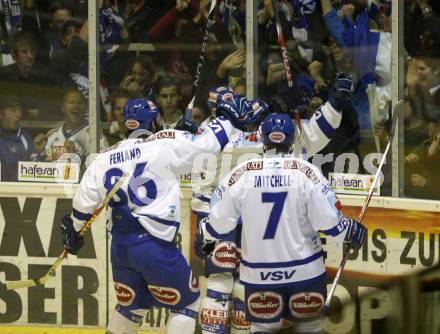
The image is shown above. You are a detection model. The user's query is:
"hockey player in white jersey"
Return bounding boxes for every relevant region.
[193,74,355,334]
[199,113,366,333]
[59,97,262,334]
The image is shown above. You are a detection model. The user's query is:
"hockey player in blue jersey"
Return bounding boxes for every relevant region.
[59,97,262,334]
[198,113,366,334]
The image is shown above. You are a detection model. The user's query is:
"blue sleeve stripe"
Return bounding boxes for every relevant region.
[316,112,335,139]
[207,120,228,150]
[191,210,209,219]
[192,193,211,203]
[142,214,179,228]
[240,250,324,269]
[321,224,345,237]
[72,208,92,221]
[206,222,234,239]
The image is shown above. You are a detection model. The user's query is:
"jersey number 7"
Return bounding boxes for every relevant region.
[262,192,288,239]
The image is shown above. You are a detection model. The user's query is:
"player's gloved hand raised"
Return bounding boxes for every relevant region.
[216,95,256,131]
[341,217,366,250]
[328,73,354,111]
[175,118,199,134]
[60,215,84,255]
[194,217,217,260]
[270,83,309,118]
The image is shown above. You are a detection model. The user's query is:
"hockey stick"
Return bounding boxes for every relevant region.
[270,0,306,154]
[2,174,127,290]
[184,0,218,120]
[323,100,404,313]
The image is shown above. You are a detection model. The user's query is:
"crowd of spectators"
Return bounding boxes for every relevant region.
[0,0,438,199]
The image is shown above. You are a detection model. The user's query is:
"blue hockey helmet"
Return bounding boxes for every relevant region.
[261,113,295,146]
[123,99,158,131]
[208,86,236,111]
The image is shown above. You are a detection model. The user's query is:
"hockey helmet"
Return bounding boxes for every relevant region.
[123,99,158,131]
[261,113,295,146]
[208,86,236,111]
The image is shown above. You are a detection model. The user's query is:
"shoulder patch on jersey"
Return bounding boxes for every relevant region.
[135,131,176,144]
[100,141,121,153]
[246,160,263,170]
[228,165,247,186]
[283,160,319,184]
[229,161,264,186]
[228,166,247,186]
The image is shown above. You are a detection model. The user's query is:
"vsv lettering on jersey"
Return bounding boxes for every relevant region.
[260,269,296,281]
[207,119,224,134]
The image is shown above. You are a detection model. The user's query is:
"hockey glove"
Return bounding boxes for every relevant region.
[175,118,199,134]
[328,73,354,112]
[341,217,366,250]
[216,95,253,131]
[270,84,309,118]
[60,215,84,255]
[194,217,217,260]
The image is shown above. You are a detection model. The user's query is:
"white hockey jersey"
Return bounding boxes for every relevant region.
[206,155,348,287]
[191,101,342,214]
[45,124,109,161]
[71,118,234,242]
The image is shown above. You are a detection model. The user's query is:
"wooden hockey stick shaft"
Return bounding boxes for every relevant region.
[3,174,127,290]
[323,100,404,312]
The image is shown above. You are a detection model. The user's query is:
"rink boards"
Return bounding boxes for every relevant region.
[0,183,438,334]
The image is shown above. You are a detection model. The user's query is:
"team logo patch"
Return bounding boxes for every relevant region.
[246,160,263,170]
[211,241,237,268]
[148,285,181,306]
[126,119,140,130]
[114,282,135,307]
[221,92,234,102]
[289,292,324,318]
[251,101,263,113]
[247,292,283,319]
[269,132,286,143]
[189,271,200,293]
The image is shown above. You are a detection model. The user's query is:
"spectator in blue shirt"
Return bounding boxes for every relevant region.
[0,96,36,181]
